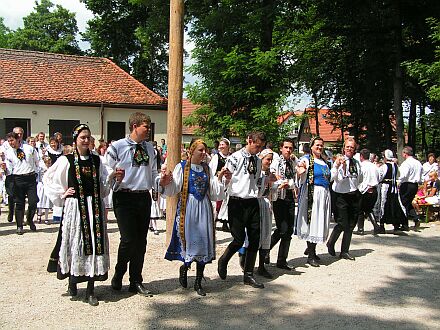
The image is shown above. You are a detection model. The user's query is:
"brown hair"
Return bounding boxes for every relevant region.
[129,112,151,131]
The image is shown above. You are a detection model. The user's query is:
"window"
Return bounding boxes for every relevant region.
[1,118,31,139]
[49,119,80,145]
[107,121,126,143]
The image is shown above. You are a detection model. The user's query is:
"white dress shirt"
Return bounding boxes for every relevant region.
[225,148,265,199]
[422,161,438,182]
[358,160,379,194]
[331,156,363,193]
[106,137,159,191]
[5,144,39,175]
[399,156,422,184]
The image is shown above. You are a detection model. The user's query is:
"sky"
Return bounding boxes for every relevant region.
[0,0,311,109]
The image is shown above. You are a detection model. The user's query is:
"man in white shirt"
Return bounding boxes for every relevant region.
[327,137,363,261]
[218,131,268,289]
[267,138,297,270]
[35,131,49,152]
[398,146,423,230]
[4,132,39,234]
[106,112,159,297]
[355,149,380,235]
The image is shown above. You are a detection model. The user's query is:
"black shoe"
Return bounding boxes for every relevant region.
[29,224,37,231]
[256,266,273,279]
[111,275,122,291]
[307,258,320,267]
[326,243,336,256]
[354,229,364,235]
[194,278,206,296]
[128,283,153,297]
[243,273,264,288]
[276,263,293,271]
[68,284,78,297]
[179,264,188,288]
[314,254,321,261]
[87,294,99,306]
[16,227,24,235]
[218,255,228,280]
[401,225,410,232]
[264,253,270,265]
[221,222,230,232]
[339,252,355,261]
[7,215,13,223]
[414,220,420,230]
[304,247,309,255]
[375,226,386,234]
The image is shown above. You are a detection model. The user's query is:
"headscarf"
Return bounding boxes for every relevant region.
[384,149,394,161]
[259,148,273,159]
[72,124,90,144]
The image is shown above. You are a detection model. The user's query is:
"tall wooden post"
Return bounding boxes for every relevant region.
[166,0,184,244]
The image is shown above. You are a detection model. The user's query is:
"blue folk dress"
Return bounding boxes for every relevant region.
[164,161,225,265]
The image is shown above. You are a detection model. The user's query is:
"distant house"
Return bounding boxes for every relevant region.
[181,98,198,144]
[278,108,349,153]
[0,48,167,144]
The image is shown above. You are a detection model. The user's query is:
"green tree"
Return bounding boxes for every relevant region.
[82,0,169,96]
[0,17,12,48]
[184,0,291,143]
[9,0,82,55]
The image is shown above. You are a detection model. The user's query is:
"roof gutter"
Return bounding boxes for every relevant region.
[0,98,168,111]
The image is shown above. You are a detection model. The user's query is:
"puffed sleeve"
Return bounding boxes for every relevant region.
[209,173,225,201]
[296,157,310,187]
[162,163,184,196]
[42,156,70,207]
[99,157,111,198]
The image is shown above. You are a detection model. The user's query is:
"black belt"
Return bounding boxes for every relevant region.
[16,172,35,177]
[229,196,257,201]
[117,189,149,194]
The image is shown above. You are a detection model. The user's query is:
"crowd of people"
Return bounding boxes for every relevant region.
[1,113,439,306]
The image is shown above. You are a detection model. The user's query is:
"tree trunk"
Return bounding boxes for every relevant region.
[166,0,184,244]
[420,100,427,157]
[392,0,405,162]
[407,98,417,151]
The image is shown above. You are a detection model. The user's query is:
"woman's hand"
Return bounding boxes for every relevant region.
[218,167,232,182]
[159,170,173,187]
[114,167,125,182]
[62,187,75,199]
[296,161,307,175]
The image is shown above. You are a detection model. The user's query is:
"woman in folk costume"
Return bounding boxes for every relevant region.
[377,149,406,233]
[161,139,229,296]
[209,137,231,232]
[43,124,119,306]
[295,137,331,267]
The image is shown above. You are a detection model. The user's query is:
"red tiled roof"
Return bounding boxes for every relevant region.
[0,48,166,106]
[277,111,303,124]
[182,98,200,135]
[304,108,348,142]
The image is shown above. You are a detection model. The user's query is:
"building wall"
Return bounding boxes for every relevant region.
[0,103,168,142]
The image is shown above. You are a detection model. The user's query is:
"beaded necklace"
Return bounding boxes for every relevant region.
[73,149,103,255]
[306,154,315,224]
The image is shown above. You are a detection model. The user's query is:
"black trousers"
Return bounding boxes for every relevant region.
[332,191,360,253]
[357,190,378,230]
[399,182,419,226]
[272,198,295,240]
[13,174,39,210]
[113,191,151,284]
[227,197,260,253]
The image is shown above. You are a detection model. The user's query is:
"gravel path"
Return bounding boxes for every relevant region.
[0,209,439,329]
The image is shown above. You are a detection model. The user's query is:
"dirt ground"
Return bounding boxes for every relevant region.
[0,208,439,330]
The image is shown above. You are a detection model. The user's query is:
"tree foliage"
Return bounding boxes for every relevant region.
[82,0,170,96]
[0,17,12,48]
[8,0,82,55]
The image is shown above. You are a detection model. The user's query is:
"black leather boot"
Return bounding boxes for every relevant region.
[243,251,264,288]
[27,206,37,231]
[238,251,246,271]
[368,213,380,234]
[194,263,206,296]
[218,245,237,280]
[276,239,293,270]
[256,249,272,279]
[86,280,99,306]
[15,209,25,235]
[355,215,364,235]
[327,225,342,256]
[68,276,77,297]
[307,242,319,267]
[179,264,189,288]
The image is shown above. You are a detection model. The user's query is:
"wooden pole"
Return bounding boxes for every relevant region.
[166,0,184,244]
